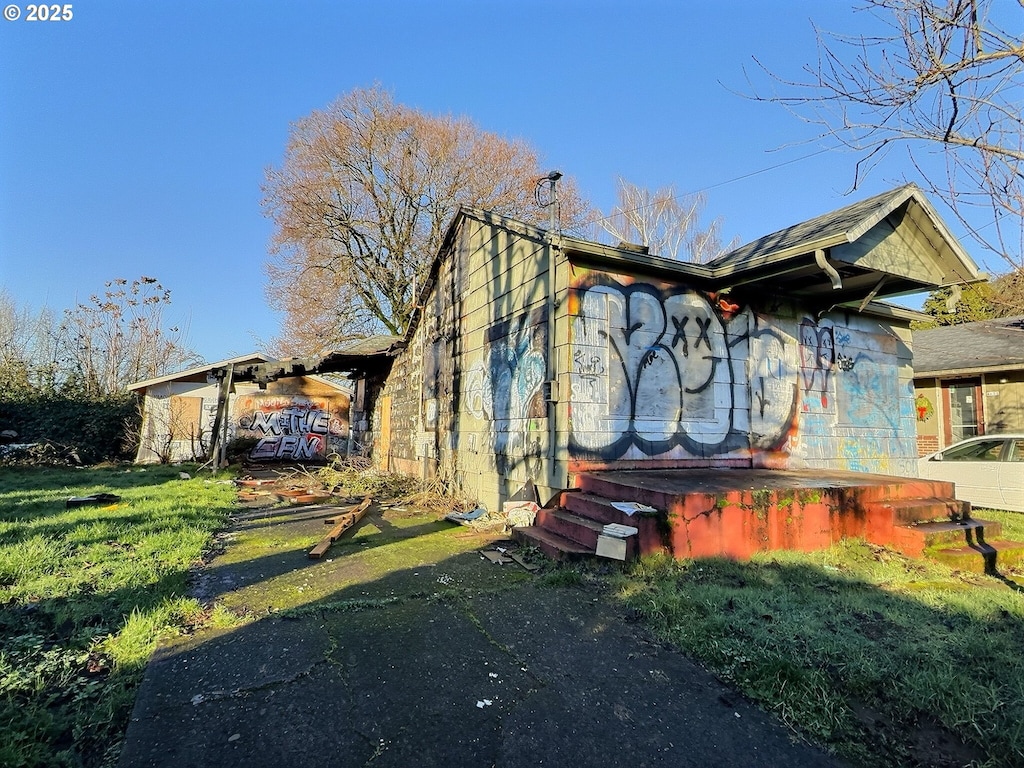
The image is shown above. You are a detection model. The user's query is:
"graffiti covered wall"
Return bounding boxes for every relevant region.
[234,395,348,461]
[567,269,916,475]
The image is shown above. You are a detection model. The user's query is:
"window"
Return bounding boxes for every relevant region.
[1007,439,1024,462]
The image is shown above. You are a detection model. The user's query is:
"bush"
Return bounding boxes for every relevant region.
[0,392,140,464]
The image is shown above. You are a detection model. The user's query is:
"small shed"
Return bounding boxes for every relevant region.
[129,353,352,464]
[912,315,1024,453]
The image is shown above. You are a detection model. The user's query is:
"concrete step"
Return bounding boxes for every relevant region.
[562,492,667,556]
[926,539,1024,574]
[512,525,593,562]
[574,474,680,512]
[890,518,1001,558]
[863,497,971,526]
[850,478,958,505]
[563,492,651,524]
[535,508,606,549]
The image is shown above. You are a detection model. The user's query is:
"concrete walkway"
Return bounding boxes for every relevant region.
[119,496,843,767]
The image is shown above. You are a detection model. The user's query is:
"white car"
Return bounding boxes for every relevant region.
[918,434,1024,513]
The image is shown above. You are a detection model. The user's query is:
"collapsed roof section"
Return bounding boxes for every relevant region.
[225,335,404,385]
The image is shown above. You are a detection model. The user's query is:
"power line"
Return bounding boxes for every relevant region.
[583,146,834,230]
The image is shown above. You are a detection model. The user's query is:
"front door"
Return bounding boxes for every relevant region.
[946,379,981,443]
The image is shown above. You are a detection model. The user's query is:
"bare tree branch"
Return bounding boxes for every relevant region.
[262,85,591,354]
[595,179,738,263]
[747,0,1024,272]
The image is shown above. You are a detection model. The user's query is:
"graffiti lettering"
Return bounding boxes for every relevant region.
[567,275,795,461]
[250,434,324,461]
[464,309,547,473]
[799,319,834,410]
[235,396,342,462]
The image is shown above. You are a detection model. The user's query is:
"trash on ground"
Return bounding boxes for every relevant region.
[445,506,487,524]
[610,501,658,516]
[480,542,541,571]
[508,553,540,571]
[66,493,121,508]
[503,500,539,528]
[481,549,513,565]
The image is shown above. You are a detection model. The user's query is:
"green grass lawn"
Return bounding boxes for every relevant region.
[614,508,1024,767]
[7,459,1024,768]
[0,464,236,768]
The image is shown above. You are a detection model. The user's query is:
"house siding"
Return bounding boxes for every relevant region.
[373,213,920,513]
[565,266,917,477]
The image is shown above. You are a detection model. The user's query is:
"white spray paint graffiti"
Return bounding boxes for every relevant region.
[463,310,547,471]
[568,276,800,460]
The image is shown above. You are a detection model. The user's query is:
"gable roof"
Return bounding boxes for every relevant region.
[401,184,978,347]
[701,184,981,307]
[913,316,1024,377]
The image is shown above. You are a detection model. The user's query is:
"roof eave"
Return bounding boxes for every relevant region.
[914,362,1024,378]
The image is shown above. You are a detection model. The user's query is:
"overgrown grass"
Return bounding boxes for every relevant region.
[615,516,1024,767]
[0,464,236,767]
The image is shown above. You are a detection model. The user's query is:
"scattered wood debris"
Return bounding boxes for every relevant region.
[479,543,541,571]
[307,497,373,559]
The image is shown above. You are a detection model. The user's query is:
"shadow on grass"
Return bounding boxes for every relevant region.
[623,549,1024,767]
[127,498,1024,767]
[116,534,847,768]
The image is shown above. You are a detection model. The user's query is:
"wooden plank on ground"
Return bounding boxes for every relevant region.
[308,497,373,559]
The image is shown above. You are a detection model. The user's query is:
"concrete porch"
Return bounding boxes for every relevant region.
[513,469,1024,573]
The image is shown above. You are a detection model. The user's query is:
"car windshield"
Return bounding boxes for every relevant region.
[941,440,1005,461]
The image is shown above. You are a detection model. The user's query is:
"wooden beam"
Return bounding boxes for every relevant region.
[308,497,373,559]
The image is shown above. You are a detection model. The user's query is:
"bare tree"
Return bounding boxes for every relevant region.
[58,277,201,396]
[597,178,737,263]
[0,290,62,393]
[262,85,590,355]
[749,0,1024,270]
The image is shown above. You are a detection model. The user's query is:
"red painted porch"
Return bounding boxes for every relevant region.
[513,469,1024,573]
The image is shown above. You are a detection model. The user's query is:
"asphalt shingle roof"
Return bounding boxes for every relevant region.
[912,316,1024,375]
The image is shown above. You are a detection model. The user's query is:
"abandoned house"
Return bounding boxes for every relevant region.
[358,183,1023,564]
[370,184,978,505]
[130,353,353,464]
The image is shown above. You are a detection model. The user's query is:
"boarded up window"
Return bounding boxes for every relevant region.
[170,396,203,441]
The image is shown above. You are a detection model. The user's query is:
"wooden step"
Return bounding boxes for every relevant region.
[512,525,593,561]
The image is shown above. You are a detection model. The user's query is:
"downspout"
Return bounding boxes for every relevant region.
[815,248,842,290]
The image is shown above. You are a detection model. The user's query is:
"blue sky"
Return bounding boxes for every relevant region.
[0,1,994,362]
